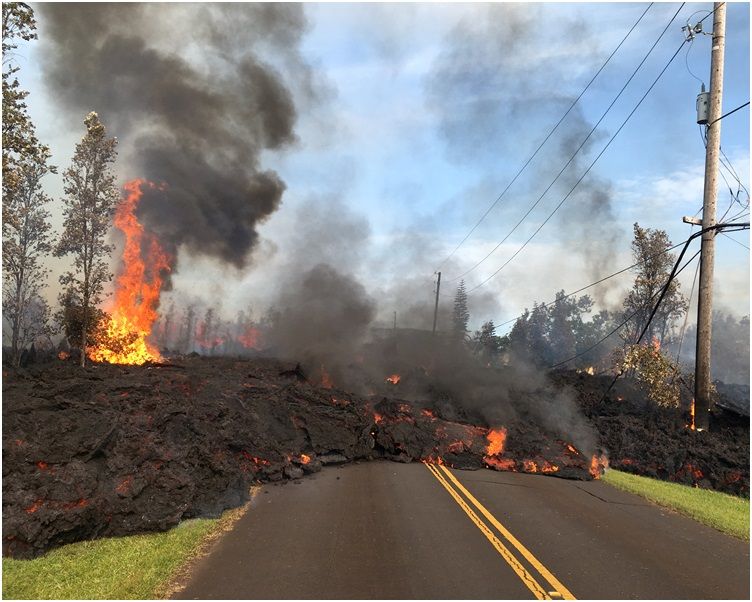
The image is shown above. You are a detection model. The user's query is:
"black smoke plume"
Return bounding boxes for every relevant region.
[39,3,311,272]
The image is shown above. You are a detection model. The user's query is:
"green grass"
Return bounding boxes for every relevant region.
[2,513,236,600]
[603,469,750,540]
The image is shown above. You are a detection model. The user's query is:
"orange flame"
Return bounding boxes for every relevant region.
[485,427,507,456]
[88,179,171,365]
[522,459,538,473]
[689,398,696,431]
[589,454,609,479]
[421,408,437,420]
[566,444,578,454]
[299,453,312,465]
[238,326,263,350]
[57,351,69,360]
[385,374,401,384]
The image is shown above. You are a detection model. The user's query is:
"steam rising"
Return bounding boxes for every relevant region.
[39,3,309,271]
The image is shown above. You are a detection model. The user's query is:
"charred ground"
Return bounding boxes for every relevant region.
[2,355,748,559]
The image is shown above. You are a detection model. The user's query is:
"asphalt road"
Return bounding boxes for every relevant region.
[174,461,749,599]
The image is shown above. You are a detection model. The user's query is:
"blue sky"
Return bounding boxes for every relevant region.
[16,2,751,331]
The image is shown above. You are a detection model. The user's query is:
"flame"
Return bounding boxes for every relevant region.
[589,454,609,479]
[566,444,578,454]
[689,398,696,431]
[651,336,661,353]
[299,453,311,465]
[522,459,538,473]
[385,374,401,384]
[238,326,263,350]
[585,366,595,375]
[485,427,507,456]
[373,412,384,424]
[421,408,437,420]
[57,351,69,360]
[88,179,171,365]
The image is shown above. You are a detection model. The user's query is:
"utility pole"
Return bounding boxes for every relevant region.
[695,2,726,432]
[432,272,441,336]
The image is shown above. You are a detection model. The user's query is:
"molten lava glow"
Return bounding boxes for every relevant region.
[57,351,69,360]
[566,444,578,454]
[585,366,595,375]
[485,428,507,456]
[373,412,384,424]
[299,454,312,465]
[447,440,465,453]
[421,408,437,419]
[689,398,696,430]
[484,456,517,471]
[25,500,43,514]
[540,461,559,474]
[385,374,401,384]
[88,179,170,365]
[522,459,538,473]
[589,454,609,479]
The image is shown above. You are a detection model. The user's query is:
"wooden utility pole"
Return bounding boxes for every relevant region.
[695,2,726,432]
[432,272,441,336]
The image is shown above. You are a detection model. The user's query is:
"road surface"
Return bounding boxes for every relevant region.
[174,461,749,599]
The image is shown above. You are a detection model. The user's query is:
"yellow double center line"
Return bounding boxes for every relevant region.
[424,463,576,600]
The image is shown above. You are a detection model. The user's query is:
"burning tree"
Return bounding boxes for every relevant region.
[54,112,119,367]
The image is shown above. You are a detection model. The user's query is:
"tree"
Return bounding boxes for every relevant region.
[548,291,593,366]
[54,112,119,366]
[2,146,55,365]
[452,280,470,341]
[178,305,197,353]
[2,3,40,202]
[473,320,501,363]
[160,300,175,349]
[622,224,687,345]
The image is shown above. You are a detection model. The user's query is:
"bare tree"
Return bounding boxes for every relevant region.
[54,112,119,366]
[2,147,55,365]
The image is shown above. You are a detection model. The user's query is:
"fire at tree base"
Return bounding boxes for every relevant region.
[2,356,748,559]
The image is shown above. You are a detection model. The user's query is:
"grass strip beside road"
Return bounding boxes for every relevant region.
[2,506,246,600]
[603,469,750,540]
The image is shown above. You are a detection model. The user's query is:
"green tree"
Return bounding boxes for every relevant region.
[2,146,55,365]
[548,291,594,366]
[623,223,687,345]
[452,279,470,341]
[54,112,119,367]
[473,319,501,363]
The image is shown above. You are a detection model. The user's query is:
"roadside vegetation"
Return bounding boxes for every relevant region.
[2,506,245,600]
[603,469,749,540]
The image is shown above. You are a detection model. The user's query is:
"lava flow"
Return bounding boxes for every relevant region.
[88,179,171,365]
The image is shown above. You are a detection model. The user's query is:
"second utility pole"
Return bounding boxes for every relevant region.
[695,2,726,432]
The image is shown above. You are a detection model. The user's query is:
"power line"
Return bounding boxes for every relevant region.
[443,3,682,284]
[720,231,750,250]
[709,100,750,126]
[432,3,654,273]
[467,33,690,294]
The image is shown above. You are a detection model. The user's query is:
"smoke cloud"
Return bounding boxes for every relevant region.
[39,3,313,272]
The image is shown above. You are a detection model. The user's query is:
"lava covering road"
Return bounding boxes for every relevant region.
[2,356,748,558]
